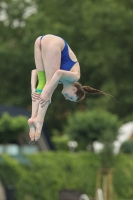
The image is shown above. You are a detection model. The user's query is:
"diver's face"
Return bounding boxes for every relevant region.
[62,86,78,102]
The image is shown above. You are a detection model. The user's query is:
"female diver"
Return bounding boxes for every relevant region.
[28,34,109,141]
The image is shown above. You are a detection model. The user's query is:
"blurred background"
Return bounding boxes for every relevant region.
[0,0,133,199]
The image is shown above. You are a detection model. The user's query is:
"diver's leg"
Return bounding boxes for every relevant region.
[32,37,61,141]
[28,100,40,141]
[28,36,46,141]
[33,101,50,141]
[40,36,61,82]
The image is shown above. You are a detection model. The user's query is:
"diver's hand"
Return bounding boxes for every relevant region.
[31,88,40,102]
[40,91,51,107]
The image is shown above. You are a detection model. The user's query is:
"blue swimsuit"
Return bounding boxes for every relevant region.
[40,35,78,71]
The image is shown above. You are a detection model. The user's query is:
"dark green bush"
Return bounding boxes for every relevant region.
[0,113,28,143]
[120,140,133,154]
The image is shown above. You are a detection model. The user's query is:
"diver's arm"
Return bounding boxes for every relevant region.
[40,70,62,98]
[43,69,80,94]
[39,69,80,106]
[59,69,80,82]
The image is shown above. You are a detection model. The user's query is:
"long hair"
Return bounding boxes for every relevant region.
[73,82,112,102]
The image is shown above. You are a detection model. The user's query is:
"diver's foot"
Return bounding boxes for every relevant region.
[28,118,36,141]
[33,118,44,141]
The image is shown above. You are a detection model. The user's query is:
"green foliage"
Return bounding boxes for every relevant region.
[63,109,121,168]
[1,153,133,199]
[113,154,133,200]
[63,109,121,150]
[51,135,69,151]
[0,113,28,143]
[120,140,133,154]
[0,154,32,199]
[0,154,24,186]
[0,152,99,200]
[99,145,117,168]
[0,0,36,29]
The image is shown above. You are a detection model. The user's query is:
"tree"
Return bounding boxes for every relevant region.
[63,109,121,150]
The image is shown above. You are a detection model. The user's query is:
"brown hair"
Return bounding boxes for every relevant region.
[73,82,112,102]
